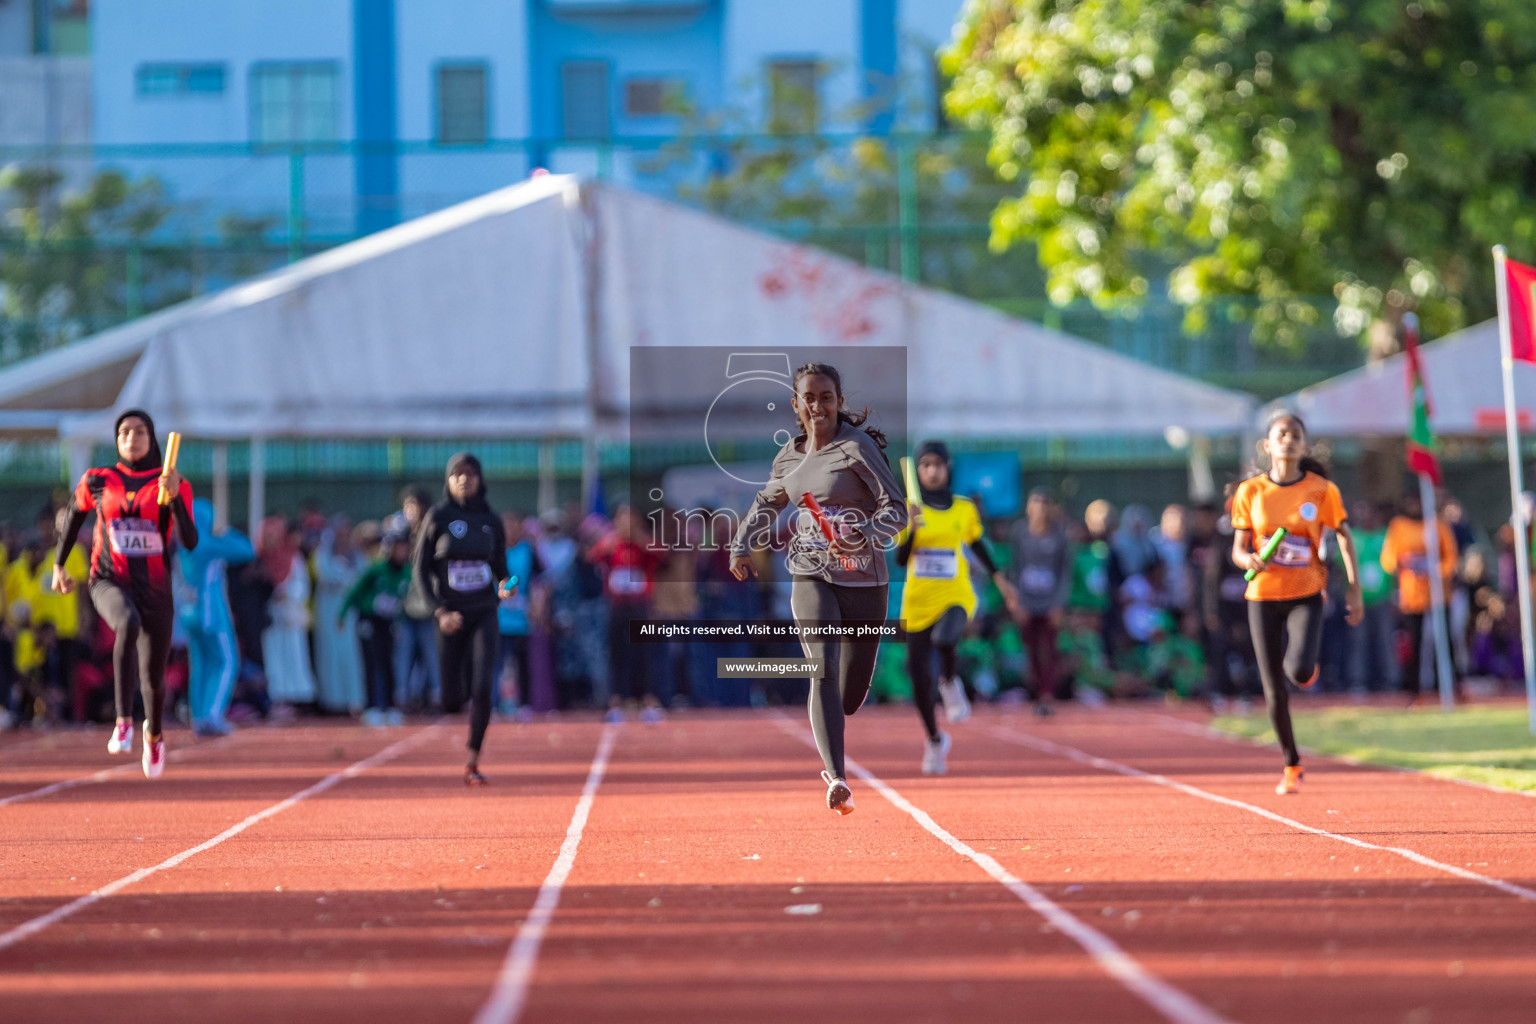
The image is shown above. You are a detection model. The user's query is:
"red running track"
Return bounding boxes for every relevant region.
[2,705,1535,1024]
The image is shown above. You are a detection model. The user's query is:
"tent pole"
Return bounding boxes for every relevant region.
[212,441,229,532]
[1187,434,1214,502]
[64,435,90,489]
[248,437,266,534]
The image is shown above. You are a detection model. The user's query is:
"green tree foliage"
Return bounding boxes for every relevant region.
[942,0,1536,346]
[0,165,175,357]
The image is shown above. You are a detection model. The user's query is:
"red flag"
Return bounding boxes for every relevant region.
[1404,317,1442,485]
[1507,257,1536,363]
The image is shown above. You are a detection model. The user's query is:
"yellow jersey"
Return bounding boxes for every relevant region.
[898,496,984,632]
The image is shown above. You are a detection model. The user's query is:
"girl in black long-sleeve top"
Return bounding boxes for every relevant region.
[412,452,516,785]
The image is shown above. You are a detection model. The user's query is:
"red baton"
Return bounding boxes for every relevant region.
[801,492,855,571]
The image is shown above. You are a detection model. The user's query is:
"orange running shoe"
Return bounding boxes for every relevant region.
[821,771,855,815]
[1276,765,1304,795]
[1296,666,1320,690]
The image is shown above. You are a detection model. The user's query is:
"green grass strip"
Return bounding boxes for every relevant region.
[1211,705,1536,794]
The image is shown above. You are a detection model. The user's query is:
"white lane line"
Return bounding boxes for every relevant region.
[977,720,1536,903]
[472,724,620,1024]
[772,717,1235,1024]
[0,725,440,953]
[1152,712,1536,801]
[0,732,247,809]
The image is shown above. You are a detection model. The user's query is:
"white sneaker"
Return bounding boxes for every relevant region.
[937,679,971,723]
[108,719,133,754]
[639,706,664,725]
[821,770,855,815]
[385,708,406,727]
[604,707,625,725]
[361,708,387,728]
[142,731,165,779]
[922,732,952,776]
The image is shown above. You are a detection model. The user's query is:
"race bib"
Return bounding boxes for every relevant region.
[1270,534,1313,568]
[609,565,648,595]
[1021,566,1057,593]
[107,518,163,557]
[371,593,401,617]
[912,547,959,579]
[1360,564,1384,590]
[1086,565,1108,596]
[447,560,492,592]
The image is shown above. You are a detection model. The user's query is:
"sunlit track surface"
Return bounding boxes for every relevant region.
[2,707,1534,1024]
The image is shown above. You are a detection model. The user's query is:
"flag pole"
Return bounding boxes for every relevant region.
[1494,246,1536,733]
[1405,312,1456,710]
[1418,470,1455,710]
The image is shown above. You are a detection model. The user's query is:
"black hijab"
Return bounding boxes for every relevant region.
[916,439,953,510]
[444,452,490,511]
[114,408,163,473]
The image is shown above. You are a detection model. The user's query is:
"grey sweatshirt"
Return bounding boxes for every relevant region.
[1009,520,1072,614]
[729,419,908,587]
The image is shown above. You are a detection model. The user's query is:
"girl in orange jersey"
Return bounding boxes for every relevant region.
[1230,412,1364,795]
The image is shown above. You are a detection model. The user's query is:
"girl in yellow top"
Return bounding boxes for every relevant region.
[895,441,1018,775]
[1231,412,1364,795]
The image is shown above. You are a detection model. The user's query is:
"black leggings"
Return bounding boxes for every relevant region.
[1402,611,1426,698]
[1247,593,1325,767]
[359,615,396,711]
[90,579,174,737]
[907,605,966,742]
[791,577,889,780]
[438,607,499,757]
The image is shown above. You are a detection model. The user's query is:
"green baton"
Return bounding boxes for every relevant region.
[1245,528,1288,581]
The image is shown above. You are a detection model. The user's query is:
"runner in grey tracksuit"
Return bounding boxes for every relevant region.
[729,364,906,815]
[1010,490,1074,710]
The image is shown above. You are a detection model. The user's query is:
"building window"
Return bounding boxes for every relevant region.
[250,63,340,145]
[437,63,488,144]
[767,60,820,133]
[561,61,611,140]
[624,77,685,118]
[137,63,226,96]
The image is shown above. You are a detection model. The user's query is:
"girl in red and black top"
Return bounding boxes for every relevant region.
[55,409,197,778]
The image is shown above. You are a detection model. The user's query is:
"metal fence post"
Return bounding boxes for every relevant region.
[288,146,305,263]
[897,138,919,283]
[125,242,144,319]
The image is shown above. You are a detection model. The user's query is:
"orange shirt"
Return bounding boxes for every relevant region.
[1380,516,1456,614]
[1230,472,1347,601]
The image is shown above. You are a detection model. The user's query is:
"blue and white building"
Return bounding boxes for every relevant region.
[89,0,966,238]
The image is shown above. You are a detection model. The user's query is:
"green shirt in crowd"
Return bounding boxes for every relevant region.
[1069,540,1110,612]
[341,558,412,620]
[1349,528,1392,606]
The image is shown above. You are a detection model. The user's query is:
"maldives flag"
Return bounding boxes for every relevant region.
[1507,257,1536,363]
[1404,316,1442,484]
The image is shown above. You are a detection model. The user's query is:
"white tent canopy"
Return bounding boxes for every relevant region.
[1268,319,1536,436]
[0,174,1257,520]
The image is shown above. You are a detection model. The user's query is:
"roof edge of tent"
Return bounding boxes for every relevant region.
[202,172,580,314]
[0,173,582,415]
